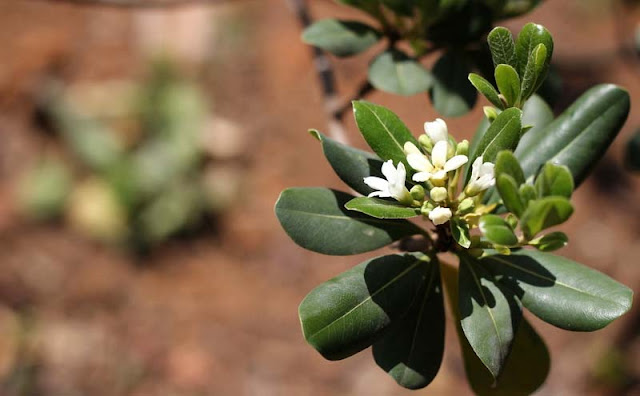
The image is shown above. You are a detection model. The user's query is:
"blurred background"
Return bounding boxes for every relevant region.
[0,0,638,395]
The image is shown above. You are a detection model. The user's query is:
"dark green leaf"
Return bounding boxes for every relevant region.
[469,73,504,109]
[520,94,554,137]
[466,107,522,181]
[482,250,633,331]
[534,163,574,198]
[515,23,553,77]
[345,197,420,219]
[353,101,418,168]
[302,19,381,57]
[430,51,477,117]
[495,150,525,185]
[373,257,445,389]
[310,130,384,196]
[275,188,421,255]
[459,254,522,378]
[520,43,548,101]
[442,263,549,396]
[625,129,640,171]
[529,231,568,251]
[518,184,536,206]
[451,217,472,248]
[487,27,517,68]
[369,49,433,96]
[479,215,518,246]
[515,85,630,187]
[381,0,414,16]
[300,253,430,360]
[497,174,525,217]
[495,64,521,107]
[520,196,573,239]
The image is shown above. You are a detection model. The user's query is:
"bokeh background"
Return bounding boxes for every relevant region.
[0,0,639,395]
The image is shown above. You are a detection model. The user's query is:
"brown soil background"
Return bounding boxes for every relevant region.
[0,1,639,395]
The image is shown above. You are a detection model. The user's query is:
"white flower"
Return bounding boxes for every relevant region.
[465,156,495,196]
[364,160,412,204]
[408,140,468,184]
[428,206,452,225]
[424,118,448,143]
[403,141,422,155]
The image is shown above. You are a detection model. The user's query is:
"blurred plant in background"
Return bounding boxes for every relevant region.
[18,59,245,252]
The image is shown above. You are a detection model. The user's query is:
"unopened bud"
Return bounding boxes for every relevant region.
[457,197,475,215]
[410,185,425,201]
[456,140,469,156]
[430,187,448,202]
[483,106,499,122]
[418,134,433,153]
[420,201,434,216]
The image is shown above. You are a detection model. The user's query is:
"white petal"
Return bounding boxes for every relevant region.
[444,155,469,172]
[477,174,495,189]
[470,156,483,182]
[407,153,433,172]
[381,160,396,182]
[396,162,407,183]
[431,141,449,168]
[404,141,421,155]
[363,176,389,192]
[479,162,495,177]
[412,172,432,182]
[428,206,452,225]
[431,169,448,181]
[368,190,391,198]
[424,118,448,143]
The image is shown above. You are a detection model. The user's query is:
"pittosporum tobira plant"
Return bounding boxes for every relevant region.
[302,0,548,117]
[276,23,633,394]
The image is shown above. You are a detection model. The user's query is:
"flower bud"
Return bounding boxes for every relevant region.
[418,134,433,153]
[457,197,475,215]
[428,206,452,225]
[420,201,434,216]
[410,185,425,201]
[430,187,448,202]
[456,139,469,157]
[483,106,499,122]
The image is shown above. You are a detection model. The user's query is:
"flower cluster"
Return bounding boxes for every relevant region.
[364,118,496,229]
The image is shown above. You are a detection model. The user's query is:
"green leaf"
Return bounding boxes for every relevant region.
[515,23,553,77]
[451,217,472,248]
[458,254,522,378]
[520,196,573,239]
[515,85,630,187]
[496,174,525,217]
[381,0,414,16]
[302,19,381,58]
[469,73,504,109]
[487,27,517,68]
[299,253,430,360]
[442,263,549,396]
[345,197,420,219]
[520,43,548,101]
[373,257,445,389]
[529,231,568,251]
[482,250,633,331]
[430,51,477,117]
[479,215,518,246]
[369,49,433,96]
[520,94,554,137]
[352,101,418,168]
[466,108,522,180]
[625,129,640,171]
[275,188,421,255]
[310,130,384,196]
[534,162,574,198]
[495,64,521,108]
[495,150,525,185]
[518,184,536,206]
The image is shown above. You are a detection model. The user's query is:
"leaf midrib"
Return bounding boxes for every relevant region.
[360,103,406,155]
[278,207,399,226]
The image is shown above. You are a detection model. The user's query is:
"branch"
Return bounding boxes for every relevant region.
[286,0,348,144]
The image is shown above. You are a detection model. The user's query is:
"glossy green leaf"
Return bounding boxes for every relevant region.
[624,129,640,171]
[520,196,573,239]
[430,51,477,117]
[479,215,518,246]
[496,174,525,217]
[520,43,548,101]
[467,108,522,180]
[469,73,504,109]
[482,250,633,331]
[529,231,568,251]
[451,217,472,248]
[302,19,381,57]
[487,27,517,68]
[369,49,433,96]
[459,254,522,378]
[373,257,445,389]
[310,130,384,196]
[353,101,418,168]
[495,150,525,185]
[520,94,554,137]
[300,253,429,360]
[495,64,521,107]
[515,85,630,187]
[515,23,553,77]
[534,162,574,198]
[345,197,420,219]
[275,188,421,255]
[442,263,549,396]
